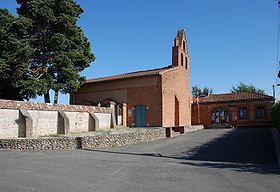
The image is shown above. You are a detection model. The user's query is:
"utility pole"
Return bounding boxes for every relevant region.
[276,1,280,90]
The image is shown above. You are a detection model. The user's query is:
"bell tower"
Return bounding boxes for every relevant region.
[172,29,190,70]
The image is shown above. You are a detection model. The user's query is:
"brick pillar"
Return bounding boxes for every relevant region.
[266,103,272,121]
[122,103,127,127]
[249,104,255,120]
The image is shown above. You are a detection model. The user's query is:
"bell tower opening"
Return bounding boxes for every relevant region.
[172,29,190,70]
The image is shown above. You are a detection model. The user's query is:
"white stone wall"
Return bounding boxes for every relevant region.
[0,109,19,138]
[0,109,112,138]
[28,110,58,137]
[94,113,111,129]
[65,112,89,133]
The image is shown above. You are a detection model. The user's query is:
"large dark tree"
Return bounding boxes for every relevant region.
[16,0,95,103]
[0,9,33,100]
[231,82,265,94]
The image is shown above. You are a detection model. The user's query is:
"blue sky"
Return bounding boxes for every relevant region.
[0,0,279,103]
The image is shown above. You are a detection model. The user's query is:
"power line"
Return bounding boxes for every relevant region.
[276,1,280,88]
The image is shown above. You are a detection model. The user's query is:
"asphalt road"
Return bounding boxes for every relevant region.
[0,128,279,192]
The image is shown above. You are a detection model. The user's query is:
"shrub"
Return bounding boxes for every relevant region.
[272,101,280,131]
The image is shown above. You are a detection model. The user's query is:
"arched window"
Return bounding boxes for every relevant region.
[185,57,188,70]
[181,53,184,66]
[183,41,186,51]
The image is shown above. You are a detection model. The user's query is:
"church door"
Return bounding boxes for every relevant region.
[134,105,147,127]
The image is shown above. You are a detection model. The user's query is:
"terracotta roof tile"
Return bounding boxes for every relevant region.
[86,66,172,83]
[198,92,274,103]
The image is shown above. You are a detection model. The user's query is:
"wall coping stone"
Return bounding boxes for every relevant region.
[0,99,112,113]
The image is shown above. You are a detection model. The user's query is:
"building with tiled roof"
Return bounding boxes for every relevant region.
[192,92,275,128]
[72,29,192,128]
[73,28,275,129]
[198,92,274,104]
[86,66,173,83]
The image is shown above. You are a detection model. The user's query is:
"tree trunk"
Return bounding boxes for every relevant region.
[44,91,50,103]
[54,90,59,104]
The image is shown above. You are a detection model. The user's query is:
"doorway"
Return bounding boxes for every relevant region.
[134,105,147,127]
[211,109,230,127]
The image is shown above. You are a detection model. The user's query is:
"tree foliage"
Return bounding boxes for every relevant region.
[192,86,213,97]
[231,82,265,94]
[0,9,33,100]
[1,0,95,103]
[16,0,95,103]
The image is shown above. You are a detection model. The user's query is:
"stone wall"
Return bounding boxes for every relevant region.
[65,111,89,133]
[81,128,165,149]
[29,110,58,137]
[0,109,19,138]
[0,128,166,150]
[184,125,204,133]
[0,99,112,138]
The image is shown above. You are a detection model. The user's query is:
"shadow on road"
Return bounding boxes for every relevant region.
[181,128,277,164]
[84,128,280,175]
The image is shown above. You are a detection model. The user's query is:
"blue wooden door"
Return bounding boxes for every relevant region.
[134,105,147,127]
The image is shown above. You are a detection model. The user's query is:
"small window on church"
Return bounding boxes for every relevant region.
[185,57,188,70]
[183,41,186,51]
[256,106,265,119]
[181,53,184,66]
[239,107,248,120]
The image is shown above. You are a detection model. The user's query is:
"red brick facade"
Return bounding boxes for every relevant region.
[72,29,192,127]
[191,93,275,128]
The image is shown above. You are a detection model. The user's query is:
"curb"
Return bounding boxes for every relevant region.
[271,128,280,167]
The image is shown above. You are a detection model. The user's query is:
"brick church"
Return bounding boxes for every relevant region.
[71,29,192,128]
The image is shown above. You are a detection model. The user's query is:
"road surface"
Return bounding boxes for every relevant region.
[0,128,279,192]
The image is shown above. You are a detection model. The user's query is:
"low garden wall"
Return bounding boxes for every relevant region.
[0,99,113,139]
[184,125,204,133]
[0,128,166,150]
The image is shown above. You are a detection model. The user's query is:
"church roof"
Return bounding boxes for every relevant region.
[197,92,274,104]
[86,66,172,83]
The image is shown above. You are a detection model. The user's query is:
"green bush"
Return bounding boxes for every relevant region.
[272,101,280,131]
